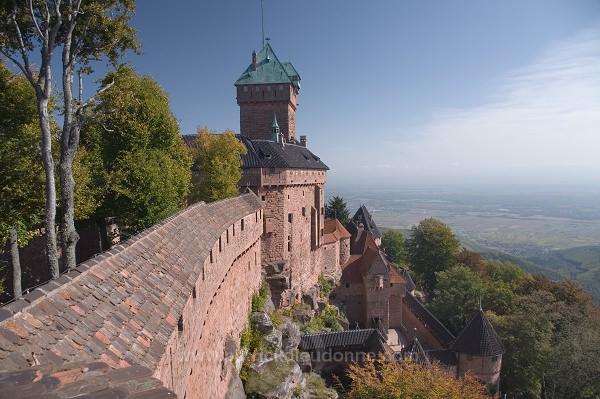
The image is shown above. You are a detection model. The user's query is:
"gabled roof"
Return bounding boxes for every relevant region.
[352,205,382,239]
[299,328,386,352]
[235,44,300,88]
[238,135,329,170]
[323,219,352,244]
[448,309,505,356]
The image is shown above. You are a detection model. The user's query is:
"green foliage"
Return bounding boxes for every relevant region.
[0,62,44,248]
[189,128,247,203]
[407,218,461,294]
[324,196,350,226]
[301,305,343,334]
[307,373,338,399]
[429,265,486,334]
[318,274,333,298]
[82,66,191,232]
[381,230,407,265]
[344,354,490,399]
[251,282,271,312]
[431,245,600,398]
[245,357,299,397]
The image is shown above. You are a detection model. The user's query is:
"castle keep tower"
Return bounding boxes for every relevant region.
[235,44,300,142]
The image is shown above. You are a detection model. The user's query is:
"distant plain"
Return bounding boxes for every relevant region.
[329,185,600,302]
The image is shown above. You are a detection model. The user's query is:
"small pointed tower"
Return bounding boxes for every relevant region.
[448,308,505,393]
[235,43,300,141]
[271,114,280,143]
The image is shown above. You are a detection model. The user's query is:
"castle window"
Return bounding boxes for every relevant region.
[288,213,293,223]
[233,224,235,236]
[192,287,197,298]
[226,229,229,243]
[346,283,350,288]
[302,207,306,216]
[390,283,394,287]
[219,237,222,252]
[210,250,213,263]
[288,241,292,252]
[178,315,184,332]
[321,207,324,215]
[261,195,266,201]
[241,219,245,231]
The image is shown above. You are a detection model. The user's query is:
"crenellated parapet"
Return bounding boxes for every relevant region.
[0,193,264,399]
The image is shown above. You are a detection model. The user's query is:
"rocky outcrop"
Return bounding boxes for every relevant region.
[245,355,303,399]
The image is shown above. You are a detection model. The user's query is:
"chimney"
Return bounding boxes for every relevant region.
[300,135,307,147]
[252,50,257,71]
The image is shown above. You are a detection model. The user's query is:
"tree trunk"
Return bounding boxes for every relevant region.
[36,94,60,278]
[10,226,22,300]
[59,63,80,271]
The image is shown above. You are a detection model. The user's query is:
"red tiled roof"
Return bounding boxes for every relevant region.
[323,219,351,244]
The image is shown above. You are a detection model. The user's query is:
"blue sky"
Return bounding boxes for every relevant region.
[125,1,600,188]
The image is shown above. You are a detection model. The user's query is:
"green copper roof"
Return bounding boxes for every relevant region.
[235,44,300,88]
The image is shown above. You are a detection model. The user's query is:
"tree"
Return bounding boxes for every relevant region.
[0,0,139,273]
[345,354,491,399]
[381,230,407,265]
[82,66,191,233]
[0,62,45,299]
[429,265,486,335]
[324,195,350,226]
[189,127,247,203]
[407,218,461,294]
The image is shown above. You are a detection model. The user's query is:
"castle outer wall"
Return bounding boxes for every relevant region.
[0,194,263,399]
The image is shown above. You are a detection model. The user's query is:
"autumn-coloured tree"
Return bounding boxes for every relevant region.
[189,128,247,203]
[344,355,491,399]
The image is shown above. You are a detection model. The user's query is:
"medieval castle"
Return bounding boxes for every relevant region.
[0,44,504,398]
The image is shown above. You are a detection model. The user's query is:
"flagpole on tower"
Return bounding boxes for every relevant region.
[261,0,265,47]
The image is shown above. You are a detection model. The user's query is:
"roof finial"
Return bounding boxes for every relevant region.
[261,0,265,47]
[479,296,483,311]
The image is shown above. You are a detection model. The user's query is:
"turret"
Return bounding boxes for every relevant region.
[448,308,505,393]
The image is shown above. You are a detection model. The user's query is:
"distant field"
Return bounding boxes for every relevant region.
[331,185,600,302]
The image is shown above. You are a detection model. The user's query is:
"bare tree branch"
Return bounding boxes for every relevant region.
[28,0,43,39]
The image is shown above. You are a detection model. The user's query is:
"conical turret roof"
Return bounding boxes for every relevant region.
[448,309,505,356]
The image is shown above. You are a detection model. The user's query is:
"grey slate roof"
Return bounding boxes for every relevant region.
[299,329,385,352]
[428,349,459,366]
[448,309,505,356]
[180,134,329,171]
[238,135,329,170]
[403,293,455,347]
[0,362,176,398]
[399,267,416,292]
[405,337,430,365]
[351,205,382,239]
[0,193,262,373]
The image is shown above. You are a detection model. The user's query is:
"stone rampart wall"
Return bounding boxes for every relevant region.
[0,193,263,399]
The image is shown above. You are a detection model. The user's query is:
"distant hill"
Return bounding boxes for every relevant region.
[380,227,599,304]
[526,245,600,303]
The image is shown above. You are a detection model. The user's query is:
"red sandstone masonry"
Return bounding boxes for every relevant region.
[0,193,263,399]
